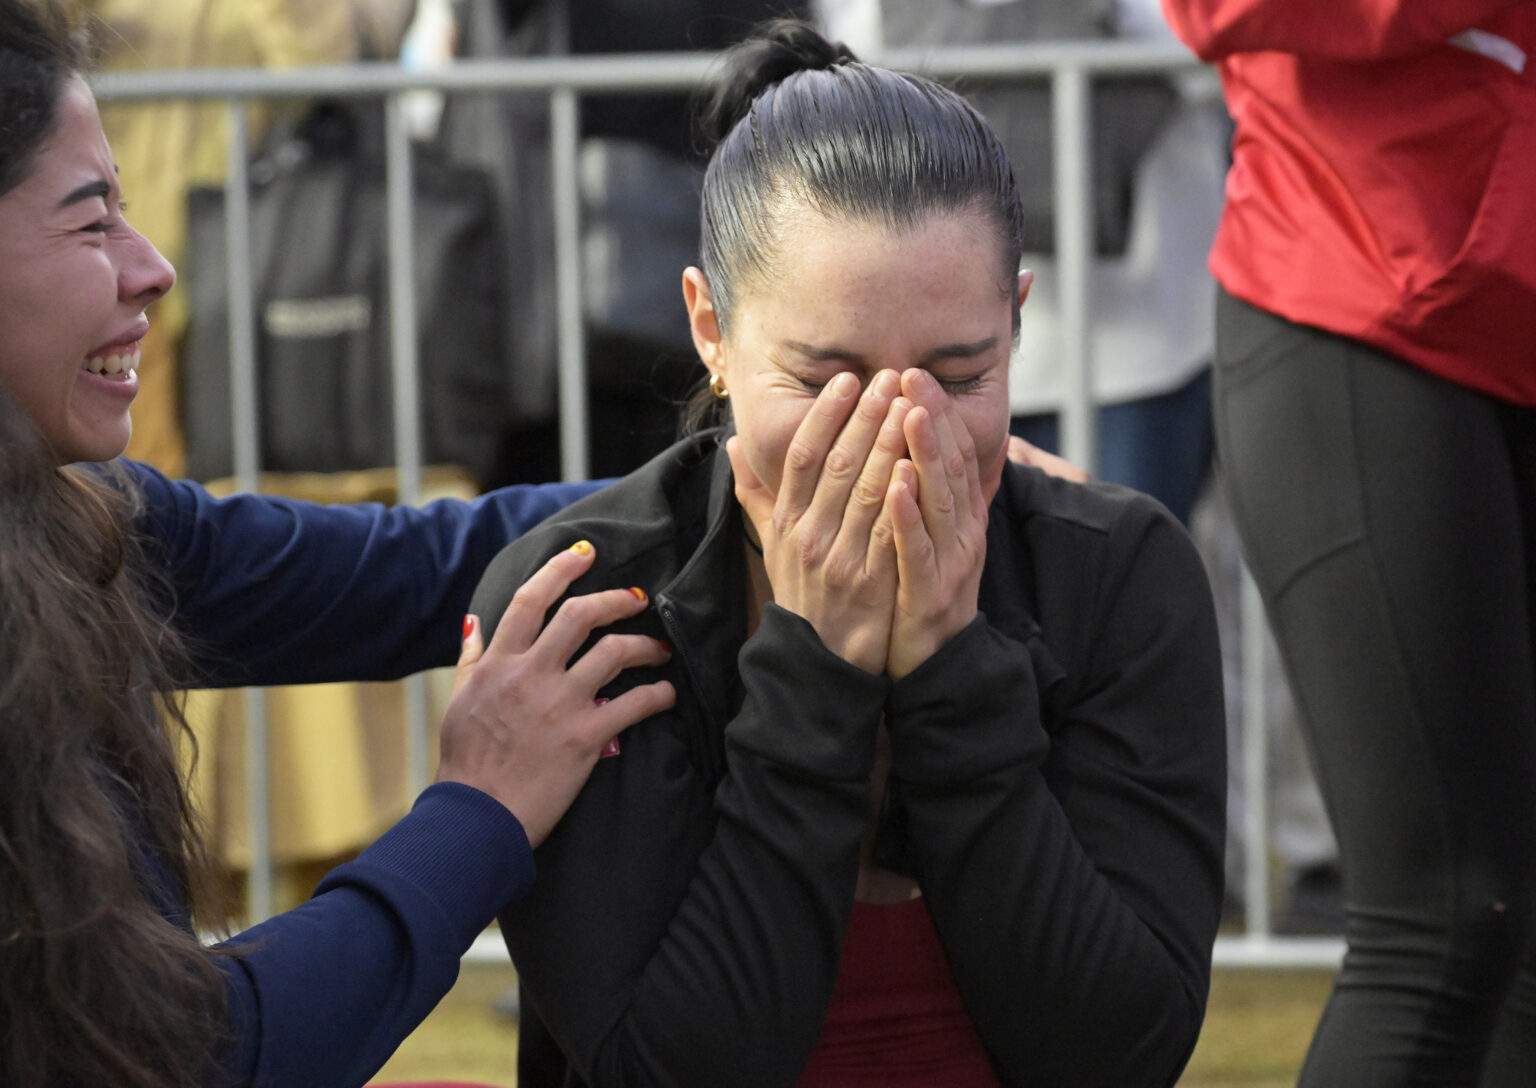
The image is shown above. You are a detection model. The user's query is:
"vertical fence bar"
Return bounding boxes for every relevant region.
[384,94,423,506]
[1241,565,1272,938]
[224,99,273,924]
[1051,63,1096,476]
[550,85,589,481]
[384,93,433,797]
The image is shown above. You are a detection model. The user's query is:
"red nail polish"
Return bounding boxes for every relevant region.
[657,639,673,655]
[463,614,475,640]
[600,737,621,759]
[627,586,648,604]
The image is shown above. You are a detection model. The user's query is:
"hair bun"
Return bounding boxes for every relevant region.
[695,19,857,151]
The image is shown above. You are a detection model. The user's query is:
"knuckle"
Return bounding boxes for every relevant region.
[507,581,541,613]
[796,530,827,567]
[591,631,646,666]
[851,476,886,510]
[785,438,822,475]
[822,446,857,481]
[555,593,598,627]
[821,553,855,587]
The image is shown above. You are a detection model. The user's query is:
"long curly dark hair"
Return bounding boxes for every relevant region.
[0,3,231,1085]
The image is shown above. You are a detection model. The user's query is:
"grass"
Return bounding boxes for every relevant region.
[369,964,1335,1086]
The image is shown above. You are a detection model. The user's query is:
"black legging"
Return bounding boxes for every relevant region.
[1213,288,1536,1087]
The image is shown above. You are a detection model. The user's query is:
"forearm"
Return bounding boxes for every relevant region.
[216,783,533,1086]
[889,617,1222,1086]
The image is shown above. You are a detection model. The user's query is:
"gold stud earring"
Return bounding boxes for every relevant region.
[709,372,729,400]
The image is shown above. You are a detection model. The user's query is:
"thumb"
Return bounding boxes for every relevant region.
[451,613,484,699]
[726,435,774,538]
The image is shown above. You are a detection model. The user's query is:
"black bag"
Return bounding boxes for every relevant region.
[180,101,512,482]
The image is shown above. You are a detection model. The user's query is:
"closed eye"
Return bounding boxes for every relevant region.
[936,375,984,395]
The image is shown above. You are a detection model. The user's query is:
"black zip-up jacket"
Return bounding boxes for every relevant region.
[470,431,1225,1088]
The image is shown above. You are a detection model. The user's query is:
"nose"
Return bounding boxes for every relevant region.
[120,224,176,303]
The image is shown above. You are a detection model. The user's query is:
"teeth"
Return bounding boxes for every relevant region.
[83,345,142,377]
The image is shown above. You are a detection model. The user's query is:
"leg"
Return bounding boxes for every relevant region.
[1478,404,1536,1087]
[1214,290,1536,1086]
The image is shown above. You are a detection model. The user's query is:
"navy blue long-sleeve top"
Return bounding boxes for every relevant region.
[121,461,599,1087]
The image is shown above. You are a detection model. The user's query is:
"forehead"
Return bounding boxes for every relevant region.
[742,207,1011,323]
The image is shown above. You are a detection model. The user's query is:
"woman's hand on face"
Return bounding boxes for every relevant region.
[885,369,989,680]
[728,370,910,673]
[437,544,675,847]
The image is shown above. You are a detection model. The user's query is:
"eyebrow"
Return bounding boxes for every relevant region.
[783,336,1001,364]
[57,174,115,210]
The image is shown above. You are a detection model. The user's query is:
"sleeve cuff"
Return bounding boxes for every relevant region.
[886,615,1047,785]
[731,604,890,778]
[318,781,535,948]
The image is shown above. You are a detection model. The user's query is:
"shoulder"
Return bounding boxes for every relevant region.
[993,459,1191,573]
[986,461,1214,664]
[469,435,721,632]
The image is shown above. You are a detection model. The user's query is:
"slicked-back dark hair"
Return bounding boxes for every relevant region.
[685,19,1027,429]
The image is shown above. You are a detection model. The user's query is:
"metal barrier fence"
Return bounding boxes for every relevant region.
[92,39,1340,969]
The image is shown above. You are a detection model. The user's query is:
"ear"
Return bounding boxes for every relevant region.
[1017,268,1034,308]
[683,267,725,379]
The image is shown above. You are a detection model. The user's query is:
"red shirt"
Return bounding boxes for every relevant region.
[797,898,1000,1087]
[1163,0,1536,404]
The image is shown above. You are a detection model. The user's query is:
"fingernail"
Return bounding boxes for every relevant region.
[830,372,857,398]
[593,696,610,706]
[656,639,673,654]
[872,370,898,397]
[462,614,476,640]
[627,586,648,604]
[600,737,621,759]
[569,539,594,556]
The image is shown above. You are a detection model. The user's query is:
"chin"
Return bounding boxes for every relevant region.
[62,432,132,465]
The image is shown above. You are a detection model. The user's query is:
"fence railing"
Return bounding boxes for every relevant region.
[93,39,1340,969]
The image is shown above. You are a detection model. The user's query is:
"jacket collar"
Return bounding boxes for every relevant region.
[652,434,749,784]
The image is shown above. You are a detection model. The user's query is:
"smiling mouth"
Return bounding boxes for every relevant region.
[82,344,140,379]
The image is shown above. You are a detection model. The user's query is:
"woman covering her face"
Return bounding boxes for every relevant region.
[469,20,1226,1088]
[0,2,675,1085]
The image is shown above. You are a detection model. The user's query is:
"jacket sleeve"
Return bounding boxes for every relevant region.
[124,460,602,686]
[215,782,535,1088]
[885,502,1225,1087]
[494,599,889,1088]
[1162,0,1533,60]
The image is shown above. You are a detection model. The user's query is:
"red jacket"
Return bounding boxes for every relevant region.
[1162,1,1536,405]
